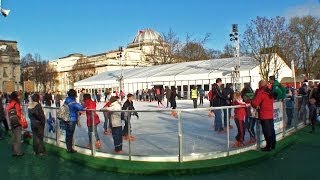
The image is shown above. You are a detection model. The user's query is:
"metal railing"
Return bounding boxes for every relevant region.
[5,96,306,163]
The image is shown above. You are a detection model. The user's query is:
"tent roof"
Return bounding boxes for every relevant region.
[75,56,259,86]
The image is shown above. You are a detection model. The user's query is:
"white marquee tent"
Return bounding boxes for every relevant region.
[74,55,293,98]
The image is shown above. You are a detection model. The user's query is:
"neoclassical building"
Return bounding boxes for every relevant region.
[0,40,21,93]
[50,29,167,92]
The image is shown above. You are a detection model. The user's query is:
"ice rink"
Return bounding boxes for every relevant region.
[24,99,259,157]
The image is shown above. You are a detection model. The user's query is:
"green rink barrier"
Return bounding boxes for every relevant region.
[42,131,297,175]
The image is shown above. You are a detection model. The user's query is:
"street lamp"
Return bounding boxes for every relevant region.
[229,24,240,91]
[117,46,124,91]
[0,0,10,17]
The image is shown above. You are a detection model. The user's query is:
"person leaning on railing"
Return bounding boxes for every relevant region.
[64,89,84,153]
[28,93,46,156]
[250,80,275,152]
[103,96,123,154]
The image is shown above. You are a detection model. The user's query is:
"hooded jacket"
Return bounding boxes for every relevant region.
[251,86,274,120]
[64,97,84,122]
[28,102,45,125]
[106,101,122,127]
[83,99,100,127]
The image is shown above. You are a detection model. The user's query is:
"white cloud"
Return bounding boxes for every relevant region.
[285,0,320,18]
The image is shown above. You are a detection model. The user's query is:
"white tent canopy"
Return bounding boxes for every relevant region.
[74,55,292,97]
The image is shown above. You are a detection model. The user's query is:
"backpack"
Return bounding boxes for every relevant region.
[8,103,21,128]
[57,101,75,122]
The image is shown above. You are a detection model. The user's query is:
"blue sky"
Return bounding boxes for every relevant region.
[0,0,319,60]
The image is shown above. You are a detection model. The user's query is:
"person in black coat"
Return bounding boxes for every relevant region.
[222,83,234,129]
[121,94,139,141]
[28,93,46,155]
[211,78,227,132]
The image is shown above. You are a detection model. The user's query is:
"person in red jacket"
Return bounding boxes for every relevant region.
[250,80,275,151]
[6,91,24,156]
[83,94,101,149]
[233,91,247,147]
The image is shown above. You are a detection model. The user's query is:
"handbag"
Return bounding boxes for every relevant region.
[20,116,28,129]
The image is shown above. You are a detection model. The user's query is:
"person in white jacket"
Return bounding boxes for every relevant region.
[103,96,123,153]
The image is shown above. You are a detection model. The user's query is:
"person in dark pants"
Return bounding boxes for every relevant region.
[222,83,234,129]
[169,87,183,117]
[285,90,294,128]
[44,90,53,107]
[191,86,198,108]
[251,80,275,151]
[121,94,139,141]
[64,89,84,153]
[198,87,205,106]
[6,91,24,156]
[233,92,247,147]
[165,86,172,108]
[28,93,46,155]
[309,98,317,133]
[0,93,9,134]
[211,78,227,133]
[105,96,123,153]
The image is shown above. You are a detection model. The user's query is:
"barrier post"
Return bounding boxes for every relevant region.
[178,110,183,162]
[128,111,132,161]
[226,107,230,156]
[55,108,60,146]
[91,110,96,157]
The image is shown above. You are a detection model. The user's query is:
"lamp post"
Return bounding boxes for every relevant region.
[0,0,10,17]
[229,24,240,91]
[117,46,124,91]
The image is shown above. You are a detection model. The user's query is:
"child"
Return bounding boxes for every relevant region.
[122,94,139,141]
[233,92,247,147]
[83,94,101,149]
[309,98,317,133]
[105,96,123,153]
[285,89,295,128]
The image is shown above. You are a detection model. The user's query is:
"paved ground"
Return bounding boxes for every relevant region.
[0,124,319,180]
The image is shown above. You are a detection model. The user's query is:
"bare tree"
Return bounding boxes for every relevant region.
[178,33,213,61]
[289,15,320,78]
[145,28,180,64]
[69,57,96,83]
[242,16,289,80]
[220,44,234,58]
[21,53,58,92]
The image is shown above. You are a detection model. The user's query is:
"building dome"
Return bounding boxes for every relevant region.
[132,29,163,44]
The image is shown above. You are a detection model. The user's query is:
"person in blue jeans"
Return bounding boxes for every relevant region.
[64,89,84,153]
[211,78,227,133]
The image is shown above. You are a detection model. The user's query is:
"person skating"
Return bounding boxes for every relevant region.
[222,83,234,129]
[233,92,247,147]
[250,80,275,151]
[169,87,183,117]
[83,94,101,149]
[191,86,198,108]
[165,86,172,108]
[105,96,123,153]
[121,94,139,141]
[155,88,164,108]
[198,87,205,106]
[211,78,227,133]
